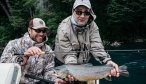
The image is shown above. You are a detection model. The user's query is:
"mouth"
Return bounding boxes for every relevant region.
[38,36,43,39]
[79,19,85,22]
[37,35,45,39]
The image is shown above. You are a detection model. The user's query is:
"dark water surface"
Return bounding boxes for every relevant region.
[99,43,146,84]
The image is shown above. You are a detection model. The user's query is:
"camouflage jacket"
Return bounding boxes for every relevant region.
[0,33,57,84]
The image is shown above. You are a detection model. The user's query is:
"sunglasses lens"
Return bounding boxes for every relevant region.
[42,30,47,33]
[75,10,90,16]
[33,29,46,33]
[84,11,90,16]
[34,30,40,33]
[76,11,82,15]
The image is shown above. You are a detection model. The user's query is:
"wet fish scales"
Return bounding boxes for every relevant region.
[55,64,129,81]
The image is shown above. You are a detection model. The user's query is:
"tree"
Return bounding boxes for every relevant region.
[106,0,146,42]
[0,0,11,19]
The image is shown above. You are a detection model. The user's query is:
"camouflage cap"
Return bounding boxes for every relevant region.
[29,18,48,29]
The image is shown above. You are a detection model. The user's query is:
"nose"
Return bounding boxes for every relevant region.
[80,13,85,17]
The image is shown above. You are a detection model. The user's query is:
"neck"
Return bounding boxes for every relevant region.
[71,16,87,27]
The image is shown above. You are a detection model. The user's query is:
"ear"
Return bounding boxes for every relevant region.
[28,27,31,33]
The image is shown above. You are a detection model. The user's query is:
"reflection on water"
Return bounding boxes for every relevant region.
[100,43,146,84]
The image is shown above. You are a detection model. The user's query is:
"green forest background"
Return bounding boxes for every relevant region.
[0,0,146,47]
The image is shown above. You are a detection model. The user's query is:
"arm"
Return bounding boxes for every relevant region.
[90,22,119,77]
[43,47,64,83]
[0,40,22,63]
[0,40,42,65]
[55,24,77,64]
[90,22,111,64]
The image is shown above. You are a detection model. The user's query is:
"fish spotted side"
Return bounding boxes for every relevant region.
[55,63,129,81]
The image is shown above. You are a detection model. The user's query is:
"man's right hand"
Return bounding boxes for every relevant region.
[24,46,43,57]
[20,47,43,65]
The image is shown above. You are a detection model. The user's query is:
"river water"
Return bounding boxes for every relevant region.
[99,43,146,84]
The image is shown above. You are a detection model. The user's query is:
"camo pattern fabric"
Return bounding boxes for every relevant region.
[0,33,57,84]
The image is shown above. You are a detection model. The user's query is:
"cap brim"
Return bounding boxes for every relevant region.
[32,26,48,29]
[73,3,91,9]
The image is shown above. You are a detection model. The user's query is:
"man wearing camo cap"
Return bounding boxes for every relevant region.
[0,18,64,84]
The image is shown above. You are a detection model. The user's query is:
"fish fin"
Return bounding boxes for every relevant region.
[119,65,129,77]
[120,71,129,77]
[104,76,112,81]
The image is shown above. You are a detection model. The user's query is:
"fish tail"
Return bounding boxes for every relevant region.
[119,65,129,77]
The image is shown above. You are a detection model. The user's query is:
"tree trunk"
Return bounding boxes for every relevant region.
[0,0,10,19]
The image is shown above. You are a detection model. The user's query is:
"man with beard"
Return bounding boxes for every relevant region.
[0,18,64,84]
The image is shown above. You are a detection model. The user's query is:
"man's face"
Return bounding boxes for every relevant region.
[28,28,47,43]
[73,6,90,26]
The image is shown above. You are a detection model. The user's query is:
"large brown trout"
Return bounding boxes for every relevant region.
[55,63,129,81]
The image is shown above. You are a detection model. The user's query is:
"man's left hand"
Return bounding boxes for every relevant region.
[106,60,119,77]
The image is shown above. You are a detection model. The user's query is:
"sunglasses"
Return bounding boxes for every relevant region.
[31,28,47,33]
[75,10,90,16]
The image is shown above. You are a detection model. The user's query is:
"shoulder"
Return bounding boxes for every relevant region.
[90,21,99,30]
[7,37,22,45]
[57,16,72,34]
[61,16,71,24]
[3,37,23,51]
[87,21,99,33]
[58,16,71,30]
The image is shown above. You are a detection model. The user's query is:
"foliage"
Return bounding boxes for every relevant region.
[106,0,146,42]
[0,0,146,47]
[44,0,73,45]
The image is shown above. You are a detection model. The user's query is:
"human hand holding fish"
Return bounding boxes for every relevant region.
[106,60,120,77]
